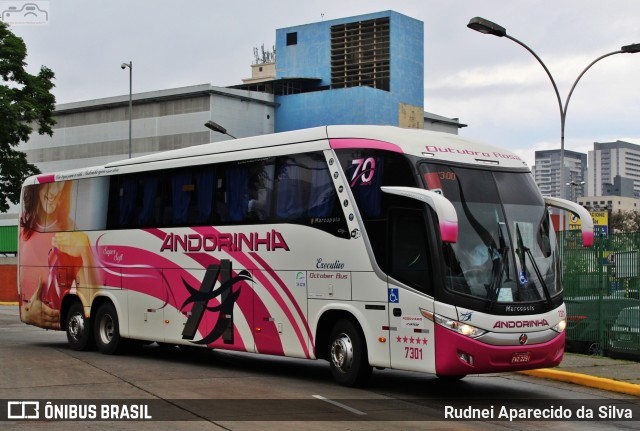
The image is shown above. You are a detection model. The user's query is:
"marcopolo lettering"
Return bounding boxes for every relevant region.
[160,230,289,253]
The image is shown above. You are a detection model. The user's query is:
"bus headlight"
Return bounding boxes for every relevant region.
[551,319,567,333]
[433,314,487,338]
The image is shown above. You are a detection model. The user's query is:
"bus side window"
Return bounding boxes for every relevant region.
[108,173,165,229]
[168,165,216,227]
[220,158,275,224]
[137,175,159,227]
[273,152,348,237]
[193,168,216,225]
[170,170,193,225]
[225,163,249,222]
[112,176,138,228]
[247,160,274,222]
[75,177,109,231]
[307,154,337,218]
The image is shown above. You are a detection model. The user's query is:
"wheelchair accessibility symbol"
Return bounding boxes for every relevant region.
[388,288,399,303]
[518,271,529,285]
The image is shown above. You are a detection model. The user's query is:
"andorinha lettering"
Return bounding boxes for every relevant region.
[160,230,290,252]
[493,319,549,329]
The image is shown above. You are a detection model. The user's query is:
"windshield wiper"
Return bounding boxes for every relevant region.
[487,245,509,311]
[516,223,552,309]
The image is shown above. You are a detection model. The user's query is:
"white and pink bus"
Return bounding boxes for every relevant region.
[18,125,593,386]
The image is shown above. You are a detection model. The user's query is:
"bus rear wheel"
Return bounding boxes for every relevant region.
[66,302,93,351]
[94,302,122,355]
[329,320,372,387]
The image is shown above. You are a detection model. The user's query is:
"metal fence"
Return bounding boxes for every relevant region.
[560,231,640,358]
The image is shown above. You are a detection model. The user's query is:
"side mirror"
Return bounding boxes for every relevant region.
[381,186,458,243]
[544,196,594,247]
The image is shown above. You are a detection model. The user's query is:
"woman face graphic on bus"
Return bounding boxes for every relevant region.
[20,181,98,330]
[38,181,65,224]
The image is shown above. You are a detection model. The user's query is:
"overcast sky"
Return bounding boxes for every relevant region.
[8,0,640,167]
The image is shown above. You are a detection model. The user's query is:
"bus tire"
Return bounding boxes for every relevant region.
[65,302,93,351]
[94,302,122,355]
[329,319,372,387]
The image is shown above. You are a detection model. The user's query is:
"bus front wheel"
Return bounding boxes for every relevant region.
[66,302,93,351]
[329,320,372,387]
[94,302,122,355]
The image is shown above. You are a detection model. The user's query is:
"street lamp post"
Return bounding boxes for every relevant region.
[467,17,640,200]
[204,120,237,139]
[566,180,585,203]
[121,61,132,158]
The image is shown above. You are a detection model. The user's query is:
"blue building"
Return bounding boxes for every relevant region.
[238,11,427,132]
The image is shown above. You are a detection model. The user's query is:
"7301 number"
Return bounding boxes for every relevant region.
[405,347,423,360]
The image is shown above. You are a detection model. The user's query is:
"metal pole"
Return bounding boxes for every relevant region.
[121,61,133,158]
[128,61,132,158]
[562,51,622,197]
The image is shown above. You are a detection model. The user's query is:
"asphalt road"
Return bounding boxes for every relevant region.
[0,305,638,430]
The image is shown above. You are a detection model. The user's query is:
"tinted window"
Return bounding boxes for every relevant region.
[336,149,421,272]
[106,151,349,237]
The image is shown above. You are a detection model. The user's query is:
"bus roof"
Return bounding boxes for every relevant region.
[104,125,529,170]
[28,126,529,185]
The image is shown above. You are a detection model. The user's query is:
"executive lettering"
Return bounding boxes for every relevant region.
[316,258,345,269]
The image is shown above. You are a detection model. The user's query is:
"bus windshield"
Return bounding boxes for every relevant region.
[420,163,559,306]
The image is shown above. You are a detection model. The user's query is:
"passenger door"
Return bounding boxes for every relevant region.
[387,209,436,372]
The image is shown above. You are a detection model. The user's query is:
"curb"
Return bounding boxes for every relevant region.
[519,369,640,397]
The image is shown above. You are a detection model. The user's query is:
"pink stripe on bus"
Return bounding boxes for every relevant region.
[329,138,404,153]
[36,174,55,184]
[250,251,315,348]
[191,226,310,358]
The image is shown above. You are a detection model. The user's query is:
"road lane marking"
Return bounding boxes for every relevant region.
[312,395,367,416]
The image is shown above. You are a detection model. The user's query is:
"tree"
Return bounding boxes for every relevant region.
[0,21,55,212]
[610,210,640,233]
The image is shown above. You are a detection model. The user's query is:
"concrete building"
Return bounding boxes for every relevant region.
[587,140,640,198]
[602,175,635,198]
[533,149,587,201]
[19,84,275,174]
[578,195,639,213]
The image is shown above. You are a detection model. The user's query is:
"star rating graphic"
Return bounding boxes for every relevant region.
[396,335,428,345]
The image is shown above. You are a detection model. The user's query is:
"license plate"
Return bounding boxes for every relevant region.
[511,352,531,364]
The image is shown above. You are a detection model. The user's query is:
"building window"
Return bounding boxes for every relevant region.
[286,32,297,46]
[330,17,390,91]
